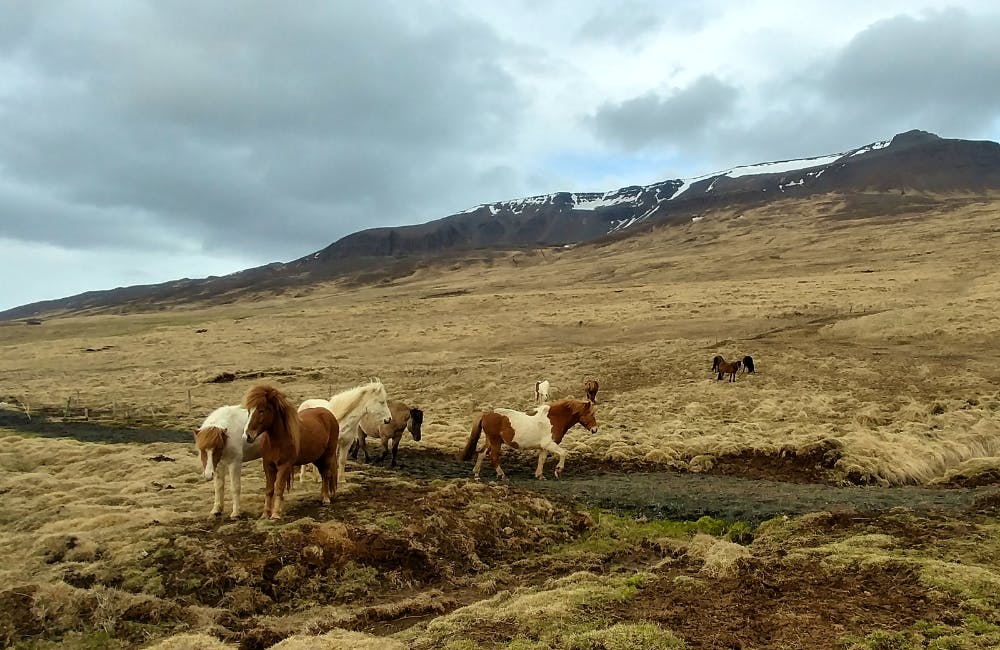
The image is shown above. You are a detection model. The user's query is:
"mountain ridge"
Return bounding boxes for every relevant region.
[4,129,1000,321]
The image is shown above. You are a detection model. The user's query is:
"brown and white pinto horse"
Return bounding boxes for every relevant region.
[242,385,339,519]
[583,379,599,403]
[458,399,598,481]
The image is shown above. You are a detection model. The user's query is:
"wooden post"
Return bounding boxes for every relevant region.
[84,408,89,421]
[23,401,30,422]
[65,396,72,419]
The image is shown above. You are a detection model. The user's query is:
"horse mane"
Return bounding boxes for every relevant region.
[548,399,589,419]
[244,384,300,441]
[194,426,225,451]
[328,378,387,420]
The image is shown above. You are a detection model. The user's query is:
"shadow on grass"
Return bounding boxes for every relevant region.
[0,408,190,444]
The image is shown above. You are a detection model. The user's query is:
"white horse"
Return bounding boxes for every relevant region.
[534,379,551,404]
[193,404,263,519]
[298,379,391,488]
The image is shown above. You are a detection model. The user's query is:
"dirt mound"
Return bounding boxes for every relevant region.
[606,557,960,649]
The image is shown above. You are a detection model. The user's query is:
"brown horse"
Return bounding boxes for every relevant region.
[458,399,598,481]
[353,400,423,467]
[711,355,725,373]
[583,379,599,403]
[716,358,742,382]
[242,384,339,519]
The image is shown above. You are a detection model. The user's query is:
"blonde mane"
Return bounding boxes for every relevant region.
[327,379,387,420]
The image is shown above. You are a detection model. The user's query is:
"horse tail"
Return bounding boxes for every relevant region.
[458,413,485,462]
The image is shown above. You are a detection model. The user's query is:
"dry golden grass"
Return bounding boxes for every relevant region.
[5,191,1000,648]
[3,192,999,487]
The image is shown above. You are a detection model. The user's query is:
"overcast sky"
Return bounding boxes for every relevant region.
[2,1,1000,311]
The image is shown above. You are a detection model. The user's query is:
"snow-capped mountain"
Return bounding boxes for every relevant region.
[4,130,1000,320]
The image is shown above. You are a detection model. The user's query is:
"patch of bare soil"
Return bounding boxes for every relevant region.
[58,480,591,649]
[605,557,961,650]
[390,449,981,524]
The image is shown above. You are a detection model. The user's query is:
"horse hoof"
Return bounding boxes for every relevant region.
[322,498,331,505]
[210,511,222,518]
[269,514,282,521]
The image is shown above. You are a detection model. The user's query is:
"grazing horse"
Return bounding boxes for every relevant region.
[298,379,392,489]
[711,355,725,373]
[193,405,262,519]
[243,385,339,519]
[742,355,756,374]
[458,399,598,481]
[534,380,551,404]
[353,400,424,467]
[583,379,599,403]
[716,358,742,382]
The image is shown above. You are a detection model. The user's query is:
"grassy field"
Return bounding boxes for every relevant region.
[1,191,1000,648]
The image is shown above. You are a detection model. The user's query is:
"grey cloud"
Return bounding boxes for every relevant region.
[588,7,1000,173]
[590,75,740,151]
[0,2,527,261]
[819,8,1000,133]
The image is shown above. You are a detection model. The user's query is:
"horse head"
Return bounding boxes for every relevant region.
[194,426,226,480]
[243,384,297,444]
[577,400,599,434]
[408,407,424,441]
[365,380,393,424]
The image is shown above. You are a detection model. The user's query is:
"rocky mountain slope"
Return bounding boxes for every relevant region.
[4,129,999,320]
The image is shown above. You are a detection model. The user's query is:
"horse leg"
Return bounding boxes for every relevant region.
[317,460,332,505]
[358,430,370,463]
[488,440,507,481]
[542,440,568,478]
[229,461,243,519]
[211,466,225,517]
[377,436,391,465]
[472,446,486,480]
[337,438,350,490]
[262,464,276,519]
[271,463,293,519]
[390,435,401,468]
[535,449,548,480]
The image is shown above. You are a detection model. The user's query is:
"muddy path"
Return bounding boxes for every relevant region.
[2,410,991,525]
[365,448,989,525]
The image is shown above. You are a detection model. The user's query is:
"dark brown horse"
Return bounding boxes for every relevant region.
[242,384,339,519]
[716,358,742,382]
[583,379,599,403]
[458,399,598,480]
[711,355,725,373]
[353,400,423,467]
[742,355,756,374]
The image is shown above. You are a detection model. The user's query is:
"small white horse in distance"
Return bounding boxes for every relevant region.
[193,404,263,519]
[299,379,392,489]
[534,379,551,404]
